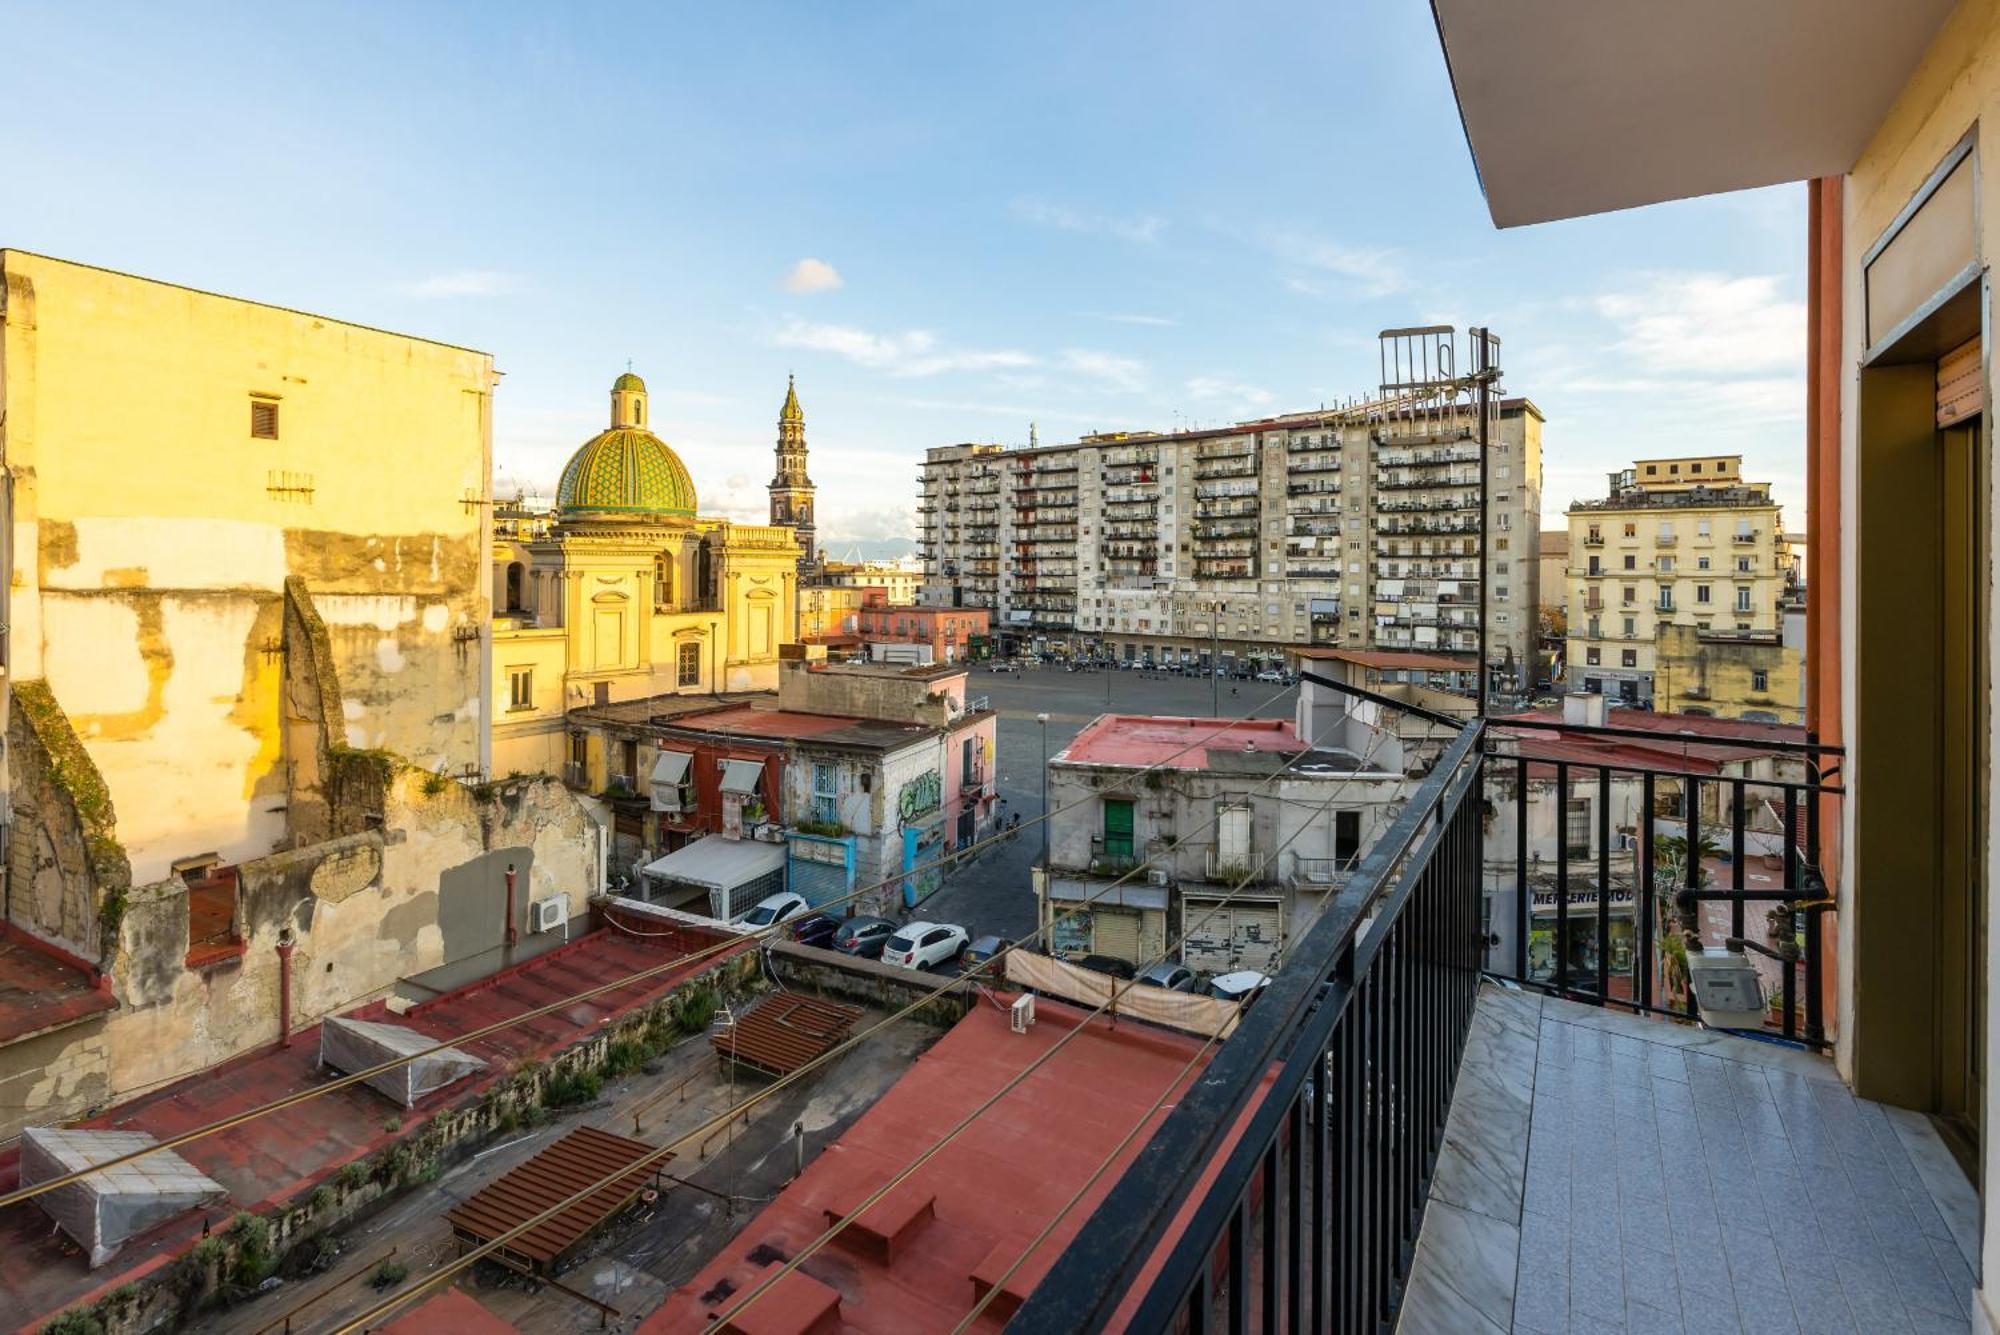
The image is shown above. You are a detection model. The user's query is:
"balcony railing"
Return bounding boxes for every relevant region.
[1019,715,1845,1331]
[1018,724,1487,1331]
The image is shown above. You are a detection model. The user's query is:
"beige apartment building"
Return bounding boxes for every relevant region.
[917,397,1543,690]
[1565,455,1790,705]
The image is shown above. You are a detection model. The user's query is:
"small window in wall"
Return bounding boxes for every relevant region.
[1752,670,1769,692]
[508,667,533,711]
[1565,798,1591,857]
[677,641,701,687]
[250,397,280,439]
[1334,810,1361,868]
[1621,649,1637,668]
[812,762,838,825]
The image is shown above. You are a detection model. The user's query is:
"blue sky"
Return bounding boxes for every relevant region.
[3,1,1808,549]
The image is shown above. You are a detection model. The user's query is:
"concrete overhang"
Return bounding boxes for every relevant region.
[1430,0,1956,227]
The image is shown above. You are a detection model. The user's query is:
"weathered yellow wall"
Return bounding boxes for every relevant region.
[1651,623,1804,724]
[0,252,495,882]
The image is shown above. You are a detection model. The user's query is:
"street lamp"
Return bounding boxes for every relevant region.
[1036,712,1051,868]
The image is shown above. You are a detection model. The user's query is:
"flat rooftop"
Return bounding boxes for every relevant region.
[1295,647,1476,672]
[641,999,1225,1333]
[1055,715,1376,776]
[0,932,115,1048]
[663,704,939,752]
[1489,705,1809,772]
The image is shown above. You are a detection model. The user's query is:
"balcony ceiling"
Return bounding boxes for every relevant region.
[1430,0,1956,227]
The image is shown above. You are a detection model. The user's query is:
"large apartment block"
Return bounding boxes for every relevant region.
[1564,455,1792,708]
[917,398,1543,688]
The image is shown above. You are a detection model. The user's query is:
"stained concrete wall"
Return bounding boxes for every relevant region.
[0,771,604,1141]
[0,251,494,884]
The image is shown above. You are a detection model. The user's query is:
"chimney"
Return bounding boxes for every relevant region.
[1562,692,1607,729]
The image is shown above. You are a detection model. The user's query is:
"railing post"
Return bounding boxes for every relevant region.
[1730,779,1747,940]
[1555,762,1571,997]
[1684,777,1701,1019]
[1515,755,1529,983]
[1639,770,1656,1013]
[1596,765,1611,1003]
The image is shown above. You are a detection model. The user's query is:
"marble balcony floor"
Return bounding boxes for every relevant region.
[1400,985,1982,1335]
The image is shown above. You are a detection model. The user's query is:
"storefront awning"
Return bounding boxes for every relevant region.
[720,758,765,796]
[1046,879,1169,912]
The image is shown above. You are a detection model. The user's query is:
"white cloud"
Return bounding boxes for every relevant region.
[1186,376,1275,409]
[1012,196,1167,245]
[1258,228,1405,298]
[1082,311,1178,327]
[773,318,1036,378]
[1062,348,1148,393]
[402,270,523,299]
[1593,273,1804,375]
[780,257,845,294]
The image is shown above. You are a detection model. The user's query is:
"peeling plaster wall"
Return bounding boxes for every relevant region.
[0,771,605,1129]
[0,251,494,884]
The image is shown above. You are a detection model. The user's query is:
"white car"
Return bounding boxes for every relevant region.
[1207,970,1273,1003]
[880,921,969,971]
[1255,669,1286,683]
[738,892,810,928]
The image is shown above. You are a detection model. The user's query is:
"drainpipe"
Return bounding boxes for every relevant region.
[275,930,296,1049]
[504,863,519,950]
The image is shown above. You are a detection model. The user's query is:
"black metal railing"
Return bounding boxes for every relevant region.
[1014,722,1488,1333]
[1482,715,1843,1047]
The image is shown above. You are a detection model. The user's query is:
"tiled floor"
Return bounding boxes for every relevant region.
[1400,986,1983,1335]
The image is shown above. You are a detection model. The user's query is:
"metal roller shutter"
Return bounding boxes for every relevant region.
[1181,897,1284,976]
[1091,908,1143,964]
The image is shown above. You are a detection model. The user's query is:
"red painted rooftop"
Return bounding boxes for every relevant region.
[0,920,744,1333]
[0,930,114,1048]
[1058,714,1303,770]
[378,1285,520,1334]
[1489,705,1808,773]
[642,999,1251,1334]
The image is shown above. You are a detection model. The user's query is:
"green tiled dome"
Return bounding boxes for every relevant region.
[556,427,697,518]
[613,371,647,393]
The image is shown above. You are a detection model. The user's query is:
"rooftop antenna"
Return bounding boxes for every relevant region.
[1029,421,1039,449]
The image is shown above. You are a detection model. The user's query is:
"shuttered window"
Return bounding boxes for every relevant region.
[1102,798,1134,860]
[250,398,279,439]
[1217,803,1251,868]
[1092,908,1142,962]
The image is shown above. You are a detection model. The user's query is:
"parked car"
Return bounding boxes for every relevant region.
[1077,953,1137,981]
[1207,970,1272,1003]
[1255,669,1286,683]
[961,934,1013,975]
[790,912,841,948]
[737,892,810,928]
[881,921,970,971]
[990,661,1019,673]
[832,915,899,958]
[1135,962,1198,992]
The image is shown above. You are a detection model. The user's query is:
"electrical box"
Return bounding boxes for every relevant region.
[1687,948,1766,1030]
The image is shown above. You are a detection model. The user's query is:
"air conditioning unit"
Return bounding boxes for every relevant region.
[1010,993,1036,1033]
[530,896,568,933]
[1147,868,1170,887]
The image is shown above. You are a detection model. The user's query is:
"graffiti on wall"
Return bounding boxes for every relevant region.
[897,769,942,825]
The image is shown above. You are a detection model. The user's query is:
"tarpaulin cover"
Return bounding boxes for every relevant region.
[319,1015,485,1107]
[20,1127,226,1268]
[1003,952,1243,1039]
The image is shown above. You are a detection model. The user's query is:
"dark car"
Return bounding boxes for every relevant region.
[961,934,1013,976]
[832,916,898,959]
[790,913,841,949]
[1077,953,1137,980]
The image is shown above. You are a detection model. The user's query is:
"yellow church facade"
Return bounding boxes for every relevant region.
[492,374,801,778]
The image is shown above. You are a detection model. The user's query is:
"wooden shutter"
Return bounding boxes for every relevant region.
[250,399,279,439]
[1217,803,1251,867]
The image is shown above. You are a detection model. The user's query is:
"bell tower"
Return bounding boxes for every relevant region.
[769,374,816,567]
